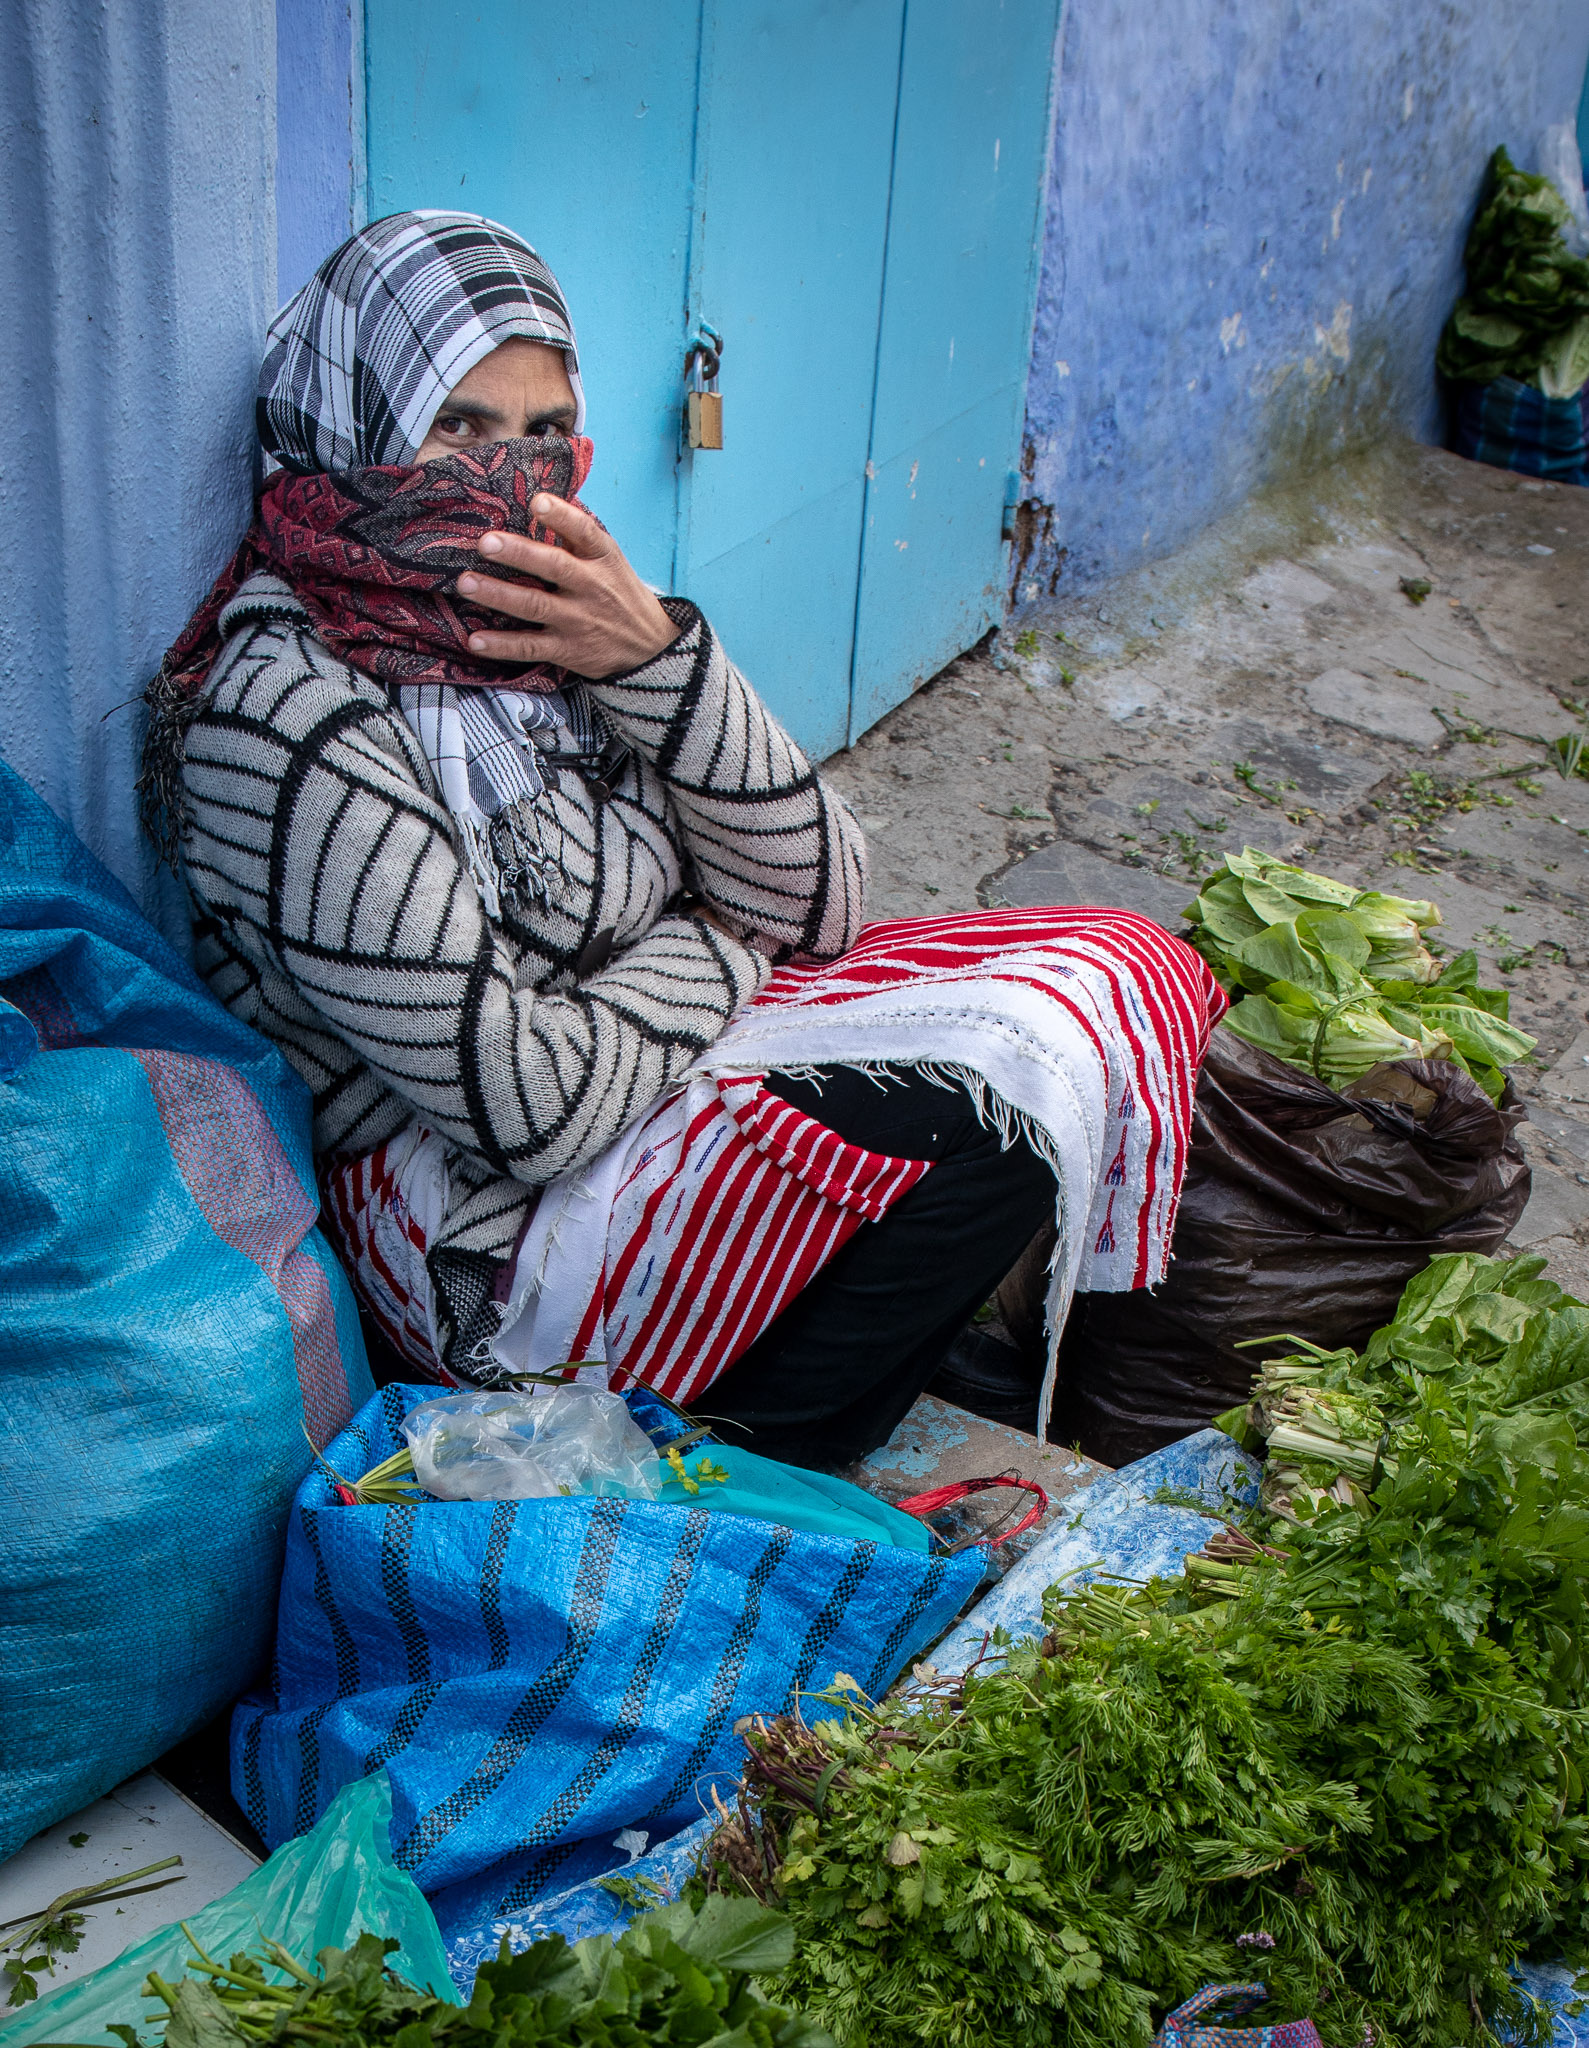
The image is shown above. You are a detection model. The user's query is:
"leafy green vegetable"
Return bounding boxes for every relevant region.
[1223,991,1449,1085]
[1182,849,1533,1097]
[706,1640,1370,2048]
[98,1899,831,2048]
[2,1858,184,2008]
[1436,146,1589,393]
[1538,312,1589,398]
[1232,1251,1589,1522]
[708,1253,1589,2047]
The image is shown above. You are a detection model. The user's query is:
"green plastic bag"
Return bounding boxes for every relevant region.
[2,1777,452,2046]
[655,1442,932,1551]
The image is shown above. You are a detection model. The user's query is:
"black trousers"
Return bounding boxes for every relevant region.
[701,1067,1057,1471]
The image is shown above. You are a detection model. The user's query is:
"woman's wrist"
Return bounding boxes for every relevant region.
[585,597,701,686]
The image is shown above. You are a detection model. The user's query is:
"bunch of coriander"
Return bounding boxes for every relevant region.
[705,1256,1589,2046]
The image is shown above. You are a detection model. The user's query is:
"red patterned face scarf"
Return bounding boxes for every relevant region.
[142,434,597,883]
[159,431,594,703]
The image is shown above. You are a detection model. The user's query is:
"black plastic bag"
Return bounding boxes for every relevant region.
[1050,1030,1531,1467]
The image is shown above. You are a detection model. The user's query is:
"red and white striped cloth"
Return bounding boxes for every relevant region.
[324,1122,452,1372]
[328,909,1226,1427]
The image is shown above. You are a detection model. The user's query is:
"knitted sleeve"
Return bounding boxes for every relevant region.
[183,632,768,1185]
[587,603,869,959]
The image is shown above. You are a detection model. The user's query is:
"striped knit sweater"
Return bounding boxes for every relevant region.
[177,571,868,1365]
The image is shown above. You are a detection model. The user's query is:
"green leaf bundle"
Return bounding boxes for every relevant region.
[706,1253,1589,2048]
[1232,1251,1589,1521]
[1181,849,1533,1098]
[705,1623,1374,2048]
[96,1898,832,2048]
[1436,146,1589,395]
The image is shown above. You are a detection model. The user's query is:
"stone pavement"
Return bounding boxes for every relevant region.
[824,439,1589,1295]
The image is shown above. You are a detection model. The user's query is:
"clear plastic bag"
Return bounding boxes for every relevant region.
[402,1386,662,1502]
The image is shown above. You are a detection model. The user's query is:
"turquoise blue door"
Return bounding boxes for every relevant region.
[673,4,908,756]
[364,1,702,593]
[364,1,1060,758]
[848,0,1063,737]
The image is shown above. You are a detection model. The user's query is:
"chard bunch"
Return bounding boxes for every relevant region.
[1229,1252,1589,1521]
[1437,145,1589,396]
[1233,1346,1390,1522]
[1181,849,1534,1098]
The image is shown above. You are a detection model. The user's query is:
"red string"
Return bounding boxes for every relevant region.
[895,1473,1049,1547]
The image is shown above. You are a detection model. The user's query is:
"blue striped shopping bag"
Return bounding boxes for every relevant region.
[232,1382,983,1939]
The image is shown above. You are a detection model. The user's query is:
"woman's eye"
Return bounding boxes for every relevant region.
[436,415,472,439]
[529,419,566,438]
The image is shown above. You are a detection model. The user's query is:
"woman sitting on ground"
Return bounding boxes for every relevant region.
[145,211,1224,1470]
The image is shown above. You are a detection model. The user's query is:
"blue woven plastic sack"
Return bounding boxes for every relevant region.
[1451,375,1589,484]
[234,1381,984,1939]
[0,759,372,1859]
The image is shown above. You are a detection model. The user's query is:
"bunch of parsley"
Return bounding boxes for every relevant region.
[706,1257,1589,2048]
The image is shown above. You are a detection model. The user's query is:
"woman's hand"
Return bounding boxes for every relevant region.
[455,494,679,679]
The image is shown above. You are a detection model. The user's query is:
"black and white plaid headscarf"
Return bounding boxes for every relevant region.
[255,210,597,916]
[257,210,586,474]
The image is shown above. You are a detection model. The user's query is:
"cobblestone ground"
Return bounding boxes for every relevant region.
[824,439,1589,1292]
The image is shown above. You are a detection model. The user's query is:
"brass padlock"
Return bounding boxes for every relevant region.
[688,386,723,451]
[684,329,724,451]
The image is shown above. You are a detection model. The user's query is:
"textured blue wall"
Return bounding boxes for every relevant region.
[276,0,362,303]
[0,0,276,944]
[1016,0,1589,599]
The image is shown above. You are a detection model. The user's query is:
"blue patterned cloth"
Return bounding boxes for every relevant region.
[1451,376,1588,485]
[1154,1981,1320,2045]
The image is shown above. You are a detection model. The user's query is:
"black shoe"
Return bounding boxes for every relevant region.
[928,1325,1044,1431]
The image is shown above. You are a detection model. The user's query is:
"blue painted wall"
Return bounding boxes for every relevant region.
[276,0,362,302]
[1015,0,1589,600]
[0,0,276,945]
